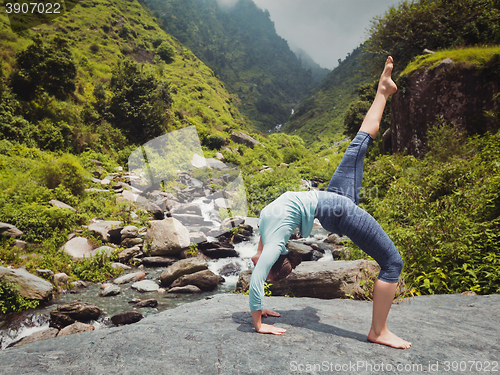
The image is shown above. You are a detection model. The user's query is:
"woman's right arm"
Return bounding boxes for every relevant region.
[248,242,285,335]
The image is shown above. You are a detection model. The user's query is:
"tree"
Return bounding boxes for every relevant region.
[156,41,175,63]
[103,60,173,144]
[366,0,500,71]
[0,66,35,145]
[11,36,77,100]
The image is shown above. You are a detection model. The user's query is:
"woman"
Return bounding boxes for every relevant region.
[249,56,411,349]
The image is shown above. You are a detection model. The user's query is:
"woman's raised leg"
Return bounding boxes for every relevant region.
[325,56,397,205]
[359,56,397,138]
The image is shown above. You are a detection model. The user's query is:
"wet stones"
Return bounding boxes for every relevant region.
[50,302,102,329]
[131,280,159,293]
[111,311,143,326]
[170,269,220,291]
[160,258,208,286]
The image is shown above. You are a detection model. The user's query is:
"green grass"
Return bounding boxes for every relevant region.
[400,46,500,77]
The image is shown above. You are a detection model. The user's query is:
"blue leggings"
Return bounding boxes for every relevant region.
[315,131,403,283]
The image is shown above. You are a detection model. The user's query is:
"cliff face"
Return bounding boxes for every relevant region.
[391,57,500,156]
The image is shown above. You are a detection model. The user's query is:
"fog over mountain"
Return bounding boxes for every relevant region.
[251,0,399,69]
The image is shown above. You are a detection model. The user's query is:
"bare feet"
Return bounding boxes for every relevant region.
[367,327,412,349]
[378,56,398,98]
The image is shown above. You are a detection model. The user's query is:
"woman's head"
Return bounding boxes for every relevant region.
[268,251,302,282]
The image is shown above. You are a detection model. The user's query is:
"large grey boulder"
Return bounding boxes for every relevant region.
[0,266,53,300]
[0,222,23,238]
[230,131,263,149]
[61,237,96,260]
[160,258,208,286]
[235,260,381,299]
[145,218,190,256]
[0,294,498,373]
[170,269,220,291]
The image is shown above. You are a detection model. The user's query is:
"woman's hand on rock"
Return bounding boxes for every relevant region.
[262,309,280,318]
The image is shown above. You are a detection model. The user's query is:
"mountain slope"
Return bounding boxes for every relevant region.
[144,0,316,131]
[0,0,251,155]
[283,46,377,145]
[294,48,331,83]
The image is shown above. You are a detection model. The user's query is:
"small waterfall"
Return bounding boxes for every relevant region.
[0,313,49,350]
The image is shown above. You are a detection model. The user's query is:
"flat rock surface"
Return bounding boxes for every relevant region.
[0,294,498,374]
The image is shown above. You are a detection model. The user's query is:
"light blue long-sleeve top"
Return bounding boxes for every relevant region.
[249,190,319,311]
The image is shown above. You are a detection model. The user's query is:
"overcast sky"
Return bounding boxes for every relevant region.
[250,0,400,69]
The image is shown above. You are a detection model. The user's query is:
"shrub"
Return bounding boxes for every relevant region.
[39,153,89,197]
[204,133,226,150]
[72,249,123,283]
[11,36,77,100]
[156,41,175,63]
[363,126,500,295]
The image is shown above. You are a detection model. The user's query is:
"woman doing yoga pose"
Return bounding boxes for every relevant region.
[249,56,411,349]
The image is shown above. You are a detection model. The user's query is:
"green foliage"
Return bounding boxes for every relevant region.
[95,59,173,144]
[363,126,500,295]
[237,281,272,296]
[203,133,227,150]
[284,45,376,146]
[0,69,36,147]
[72,249,123,283]
[366,0,500,72]
[186,244,199,257]
[9,204,78,243]
[0,277,39,314]
[156,41,175,63]
[39,153,89,197]
[11,36,77,100]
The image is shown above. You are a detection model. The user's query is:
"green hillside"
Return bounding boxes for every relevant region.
[293,48,331,83]
[283,46,377,145]
[144,0,316,132]
[0,0,252,156]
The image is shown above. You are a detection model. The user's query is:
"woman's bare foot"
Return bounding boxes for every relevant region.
[367,326,412,349]
[378,56,398,98]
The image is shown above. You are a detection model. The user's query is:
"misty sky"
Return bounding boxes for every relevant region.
[249,0,400,69]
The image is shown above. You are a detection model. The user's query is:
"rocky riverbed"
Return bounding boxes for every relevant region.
[0,293,498,374]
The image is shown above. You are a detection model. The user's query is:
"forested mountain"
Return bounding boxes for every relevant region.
[283,46,376,145]
[144,0,317,131]
[293,48,331,83]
